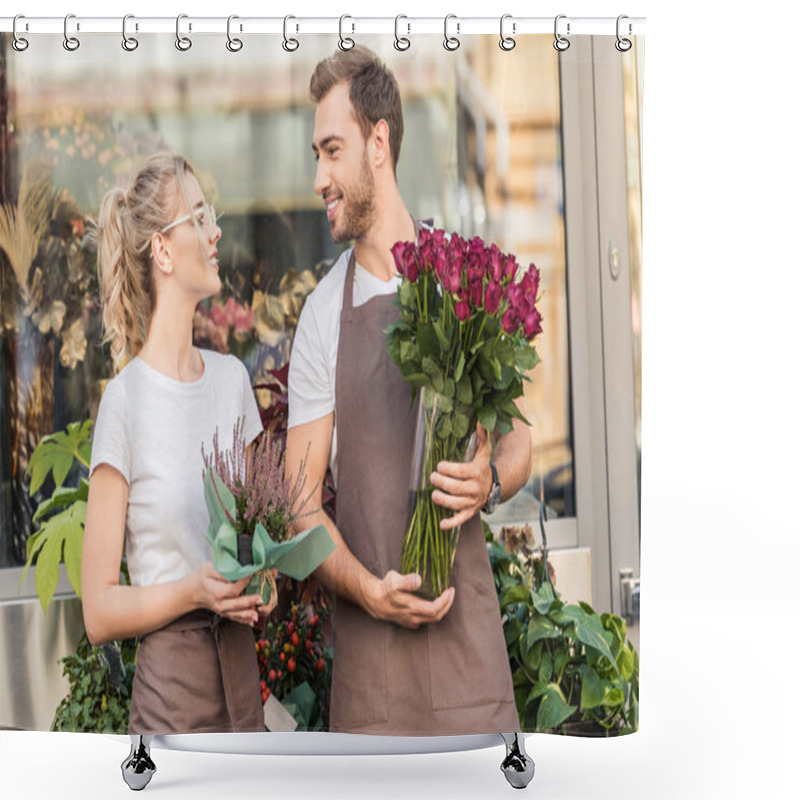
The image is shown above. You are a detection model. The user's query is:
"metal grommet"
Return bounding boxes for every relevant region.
[394,14,410,51]
[615,15,633,52]
[553,14,570,52]
[12,15,29,52]
[443,14,460,51]
[338,15,355,51]
[122,14,139,51]
[282,15,299,52]
[63,14,80,51]
[226,15,243,52]
[175,14,192,51]
[499,14,515,51]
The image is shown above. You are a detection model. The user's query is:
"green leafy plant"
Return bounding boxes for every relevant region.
[21,420,92,613]
[487,522,639,735]
[51,634,137,734]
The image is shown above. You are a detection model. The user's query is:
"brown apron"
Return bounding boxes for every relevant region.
[330,239,520,736]
[128,610,263,734]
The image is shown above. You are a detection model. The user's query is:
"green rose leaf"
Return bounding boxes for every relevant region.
[515,344,541,372]
[453,412,471,440]
[536,684,577,731]
[417,322,439,360]
[454,350,466,382]
[456,375,473,405]
[477,405,497,432]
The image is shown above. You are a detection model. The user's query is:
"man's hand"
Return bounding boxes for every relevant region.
[365,570,455,629]
[429,422,492,530]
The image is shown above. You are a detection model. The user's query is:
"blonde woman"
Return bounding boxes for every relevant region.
[82,152,265,747]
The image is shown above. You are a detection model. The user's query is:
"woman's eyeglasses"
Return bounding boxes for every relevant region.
[160,203,219,234]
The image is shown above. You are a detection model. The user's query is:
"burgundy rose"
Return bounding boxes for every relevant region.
[469,277,483,309]
[503,254,518,282]
[502,307,520,335]
[521,263,540,302]
[468,235,485,256]
[432,228,447,248]
[455,297,471,321]
[434,250,448,282]
[418,226,434,249]
[484,280,503,316]
[488,245,503,283]
[523,309,543,339]
[406,258,419,283]
[419,242,434,274]
[391,240,408,276]
[444,264,461,294]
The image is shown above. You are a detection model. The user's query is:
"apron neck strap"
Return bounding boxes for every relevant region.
[342,216,431,311]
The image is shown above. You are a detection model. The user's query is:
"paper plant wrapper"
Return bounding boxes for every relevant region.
[203,467,335,604]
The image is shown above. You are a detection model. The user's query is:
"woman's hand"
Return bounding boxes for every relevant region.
[191,562,262,626]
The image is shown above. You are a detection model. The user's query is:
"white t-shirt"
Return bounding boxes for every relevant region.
[287,247,401,484]
[89,349,263,588]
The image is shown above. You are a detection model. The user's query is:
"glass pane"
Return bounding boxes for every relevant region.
[454,39,574,522]
[0,33,575,574]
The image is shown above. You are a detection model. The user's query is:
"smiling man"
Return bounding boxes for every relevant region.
[284,46,530,735]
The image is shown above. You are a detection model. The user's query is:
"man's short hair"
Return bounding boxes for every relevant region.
[310,45,404,174]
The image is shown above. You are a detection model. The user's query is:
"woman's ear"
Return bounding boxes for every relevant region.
[150,232,174,275]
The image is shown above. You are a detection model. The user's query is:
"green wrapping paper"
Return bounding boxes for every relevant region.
[203,467,335,601]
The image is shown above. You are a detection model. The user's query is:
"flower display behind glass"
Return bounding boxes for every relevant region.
[386,227,543,598]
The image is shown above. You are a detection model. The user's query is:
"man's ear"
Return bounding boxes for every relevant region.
[150,232,174,276]
[371,119,392,170]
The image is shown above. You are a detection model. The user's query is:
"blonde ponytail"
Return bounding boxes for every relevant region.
[95,152,193,372]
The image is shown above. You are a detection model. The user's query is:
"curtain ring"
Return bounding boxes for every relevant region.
[63,14,80,51]
[615,15,633,52]
[443,14,460,51]
[175,14,192,51]
[227,15,243,52]
[553,14,570,51]
[12,15,29,52]
[394,15,410,51]
[499,14,515,51]
[282,15,299,52]
[338,15,355,51]
[122,14,139,51]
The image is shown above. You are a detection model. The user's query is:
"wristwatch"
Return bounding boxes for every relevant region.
[482,460,502,514]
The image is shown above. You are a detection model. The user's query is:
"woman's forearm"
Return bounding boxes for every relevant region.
[83,574,198,645]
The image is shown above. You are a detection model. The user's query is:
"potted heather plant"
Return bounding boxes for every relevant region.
[386,228,543,598]
[201,421,335,608]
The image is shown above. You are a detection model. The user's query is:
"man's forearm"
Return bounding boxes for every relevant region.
[493,418,533,503]
[299,507,381,617]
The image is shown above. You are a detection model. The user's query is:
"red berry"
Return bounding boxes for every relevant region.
[278,669,283,678]
[264,688,271,699]
[287,622,295,635]
[291,633,300,647]
[288,658,296,673]
[269,669,276,681]
[261,691,267,703]
[315,658,325,672]
[280,652,285,662]
[260,680,267,690]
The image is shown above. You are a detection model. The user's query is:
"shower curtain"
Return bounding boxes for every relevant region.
[0,22,643,739]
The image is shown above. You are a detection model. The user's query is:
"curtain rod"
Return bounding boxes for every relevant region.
[0,16,645,37]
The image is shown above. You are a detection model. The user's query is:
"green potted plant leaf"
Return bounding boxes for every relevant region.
[486,510,639,735]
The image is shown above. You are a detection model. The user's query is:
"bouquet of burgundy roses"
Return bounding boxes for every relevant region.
[386,227,542,598]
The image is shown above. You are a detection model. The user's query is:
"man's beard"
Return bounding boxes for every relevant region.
[331,151,376,244]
